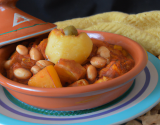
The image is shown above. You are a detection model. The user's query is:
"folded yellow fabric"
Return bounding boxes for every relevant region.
[55,11,128,29]
[55,11,160,56]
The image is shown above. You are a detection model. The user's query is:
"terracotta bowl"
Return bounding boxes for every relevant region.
[0,30,148,111]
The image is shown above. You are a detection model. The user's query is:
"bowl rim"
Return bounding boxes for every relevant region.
[0,30,148,97]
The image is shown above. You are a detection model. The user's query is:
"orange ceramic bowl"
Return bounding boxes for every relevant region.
[0,30,148,111]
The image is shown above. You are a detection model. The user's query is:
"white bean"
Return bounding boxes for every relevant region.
[16,45,28,55]
[31,65,41,75]
[29,47,43,61]
[14,68,32,79]
[90,56,107,68]
[87,65,97,81]
[97,46,110,64]
[4,60,13,69]
[36,60,54,69]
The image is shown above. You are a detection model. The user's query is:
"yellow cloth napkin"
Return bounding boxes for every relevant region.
[55,11,160,56]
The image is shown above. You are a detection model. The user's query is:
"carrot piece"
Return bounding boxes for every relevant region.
[113,45,122,51]
[93,76,112,84]
[28,65,62,88]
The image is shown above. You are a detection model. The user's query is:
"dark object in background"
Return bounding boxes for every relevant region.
[17,0,160,23]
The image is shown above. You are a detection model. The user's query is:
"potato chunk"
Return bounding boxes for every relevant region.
[54,58,86,85]
[45,29,93,64]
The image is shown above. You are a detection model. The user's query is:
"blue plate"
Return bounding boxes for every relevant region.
[0,52,160,125]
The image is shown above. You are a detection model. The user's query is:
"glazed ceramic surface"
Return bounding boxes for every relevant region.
[0,52,160,125]
[0,53,160,125]
[0,30,148,111]
[0,0,56,46]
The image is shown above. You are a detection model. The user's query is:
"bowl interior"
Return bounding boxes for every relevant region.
[0,30,148,97]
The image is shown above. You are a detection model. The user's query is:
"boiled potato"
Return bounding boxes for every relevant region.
[45,28,93,64]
